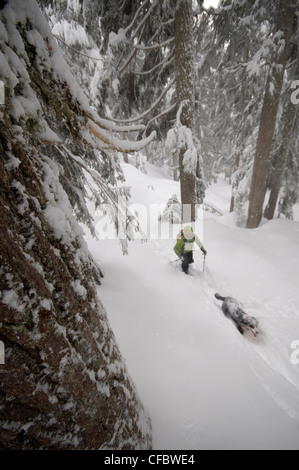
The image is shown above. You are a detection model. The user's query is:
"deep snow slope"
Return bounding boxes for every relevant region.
[85,162,299,450]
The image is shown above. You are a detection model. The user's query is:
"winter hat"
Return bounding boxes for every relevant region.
[183,226,195,240]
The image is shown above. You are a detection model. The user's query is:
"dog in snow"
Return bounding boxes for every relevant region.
[215,293,259,337]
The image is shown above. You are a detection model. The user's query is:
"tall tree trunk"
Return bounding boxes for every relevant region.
[175,0,196,222]
[0,1,152,449]
[264,46,299,220]
[230,36,249,213]
[230,152,240,213]
[264,96,298,220]
[246,0,296,229]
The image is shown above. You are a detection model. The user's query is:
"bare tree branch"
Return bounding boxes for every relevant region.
[133,51,174,76]
[118,47,138,74]
[104,78,176,125]
[53,34,101,61]
[131,0,160,39]
[134,38,174,51]
[124,0,151,35]
[56,145,147,244]
[148,18,175,44]
[146,103,176,127]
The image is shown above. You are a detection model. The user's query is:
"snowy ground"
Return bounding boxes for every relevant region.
[84,162,299,450]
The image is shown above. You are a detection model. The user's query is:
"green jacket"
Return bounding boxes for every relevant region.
[174,226,205,257]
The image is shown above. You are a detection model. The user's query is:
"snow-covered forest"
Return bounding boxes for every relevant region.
[0,0,299,451]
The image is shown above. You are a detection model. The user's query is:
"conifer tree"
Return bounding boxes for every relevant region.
[174,0,196,221]
[247,0,297,228]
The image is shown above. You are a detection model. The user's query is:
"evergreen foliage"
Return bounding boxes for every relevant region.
[40,0,299,226]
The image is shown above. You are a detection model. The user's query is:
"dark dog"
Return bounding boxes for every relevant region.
[215,293,259,337]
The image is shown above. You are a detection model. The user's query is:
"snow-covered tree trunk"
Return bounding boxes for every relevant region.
[264,94,298,220]
[174,0,196,222]
[264,45,299,221]
[0,143,151,449]
[229,35,250,214]
[0,0,151,450]
[246,0,296,229]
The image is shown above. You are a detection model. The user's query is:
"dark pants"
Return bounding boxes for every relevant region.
[181,251,194,274]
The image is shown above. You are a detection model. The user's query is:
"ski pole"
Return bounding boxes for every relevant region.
[202,254,206,273]
[170,258,181,264]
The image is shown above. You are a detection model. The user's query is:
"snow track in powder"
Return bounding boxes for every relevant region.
[84,162,299,450]
[165,242,299,449]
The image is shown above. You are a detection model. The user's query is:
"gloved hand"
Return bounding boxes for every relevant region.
[201,248,207,256]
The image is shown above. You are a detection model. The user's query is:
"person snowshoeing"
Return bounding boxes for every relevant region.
[174,226,207,274]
